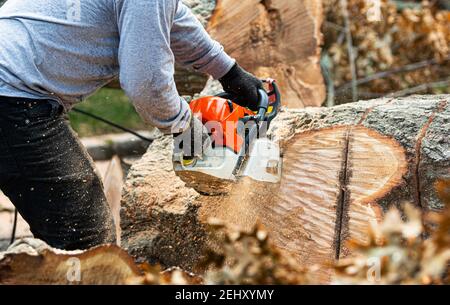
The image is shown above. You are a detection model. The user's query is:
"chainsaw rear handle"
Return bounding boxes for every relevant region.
[242,80,281,126]
[255,88,269,121]
[263,79,281,125]
[216,90,268,122]
[216,79,281,126]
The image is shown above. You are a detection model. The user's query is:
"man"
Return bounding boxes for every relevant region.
[0,0,263,250]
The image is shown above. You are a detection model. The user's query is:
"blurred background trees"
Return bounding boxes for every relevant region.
[323,0,449,105]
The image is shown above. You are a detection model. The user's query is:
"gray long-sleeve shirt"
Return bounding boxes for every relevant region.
[0,0,235,133]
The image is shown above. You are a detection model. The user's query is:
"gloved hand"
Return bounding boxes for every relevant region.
[173,111,212,161]
[219,63,264,111]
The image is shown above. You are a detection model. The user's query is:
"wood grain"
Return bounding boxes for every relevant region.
[208,0,325,107]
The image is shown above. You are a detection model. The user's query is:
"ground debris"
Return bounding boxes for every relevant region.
[199,219,314,285]
[1,194,449,285]
[126,266,202,285]
[126,218,315,285]
[334,179,450,285]
[324,0,450,101]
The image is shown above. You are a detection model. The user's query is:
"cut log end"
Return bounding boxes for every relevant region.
[208,0,325,108]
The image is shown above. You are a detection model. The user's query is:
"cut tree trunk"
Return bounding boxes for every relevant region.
[0,238,204,284]
[207,0,325,107]
[120,95,450,283]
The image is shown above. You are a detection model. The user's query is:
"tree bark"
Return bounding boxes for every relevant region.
[120,95,450,283]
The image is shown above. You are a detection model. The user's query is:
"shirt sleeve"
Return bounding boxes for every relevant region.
[115,0,190,134]
[170,2,235,80]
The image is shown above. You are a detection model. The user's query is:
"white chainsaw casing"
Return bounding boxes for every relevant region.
[174,147,240,181]
[174,138,281,195]
[242,138,282,183]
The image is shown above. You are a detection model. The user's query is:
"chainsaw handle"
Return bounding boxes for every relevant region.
[215,92,235,100]
[215,79,281,125]
[256,89,269,121]
[216,90,268,118]
[264,80,281,125]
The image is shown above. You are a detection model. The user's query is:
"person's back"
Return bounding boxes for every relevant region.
[0,0,119,106]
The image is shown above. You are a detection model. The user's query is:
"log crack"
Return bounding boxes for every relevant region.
[334,127,352,260]
[251,1,282,45]
[414,100,448,209]
[284,68,307,107]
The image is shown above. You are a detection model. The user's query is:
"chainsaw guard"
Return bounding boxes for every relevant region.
[173,148,240,195]
[241,138,282,184]
[174,140,282,196]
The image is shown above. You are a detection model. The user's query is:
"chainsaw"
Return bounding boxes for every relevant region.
[173,79,282,196]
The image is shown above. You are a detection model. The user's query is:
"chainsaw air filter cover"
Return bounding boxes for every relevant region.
[189,96,254,154]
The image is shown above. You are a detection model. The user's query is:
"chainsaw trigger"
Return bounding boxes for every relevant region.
[182,158,197,167]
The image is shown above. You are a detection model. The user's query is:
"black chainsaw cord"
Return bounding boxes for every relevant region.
[72,108,154,143]
[9,108,153,246]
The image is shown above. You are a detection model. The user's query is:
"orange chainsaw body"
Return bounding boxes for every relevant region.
[189,96,254,154]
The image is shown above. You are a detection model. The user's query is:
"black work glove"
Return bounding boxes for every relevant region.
[219,63,264,111]
[173,111,212,161]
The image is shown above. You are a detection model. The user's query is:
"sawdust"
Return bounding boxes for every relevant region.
[120,135,207,270]
[200,178,264,232]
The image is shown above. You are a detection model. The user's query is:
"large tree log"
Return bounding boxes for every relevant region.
[207,0,325,107]
[0,238,205,285]
[120,95,449,283]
